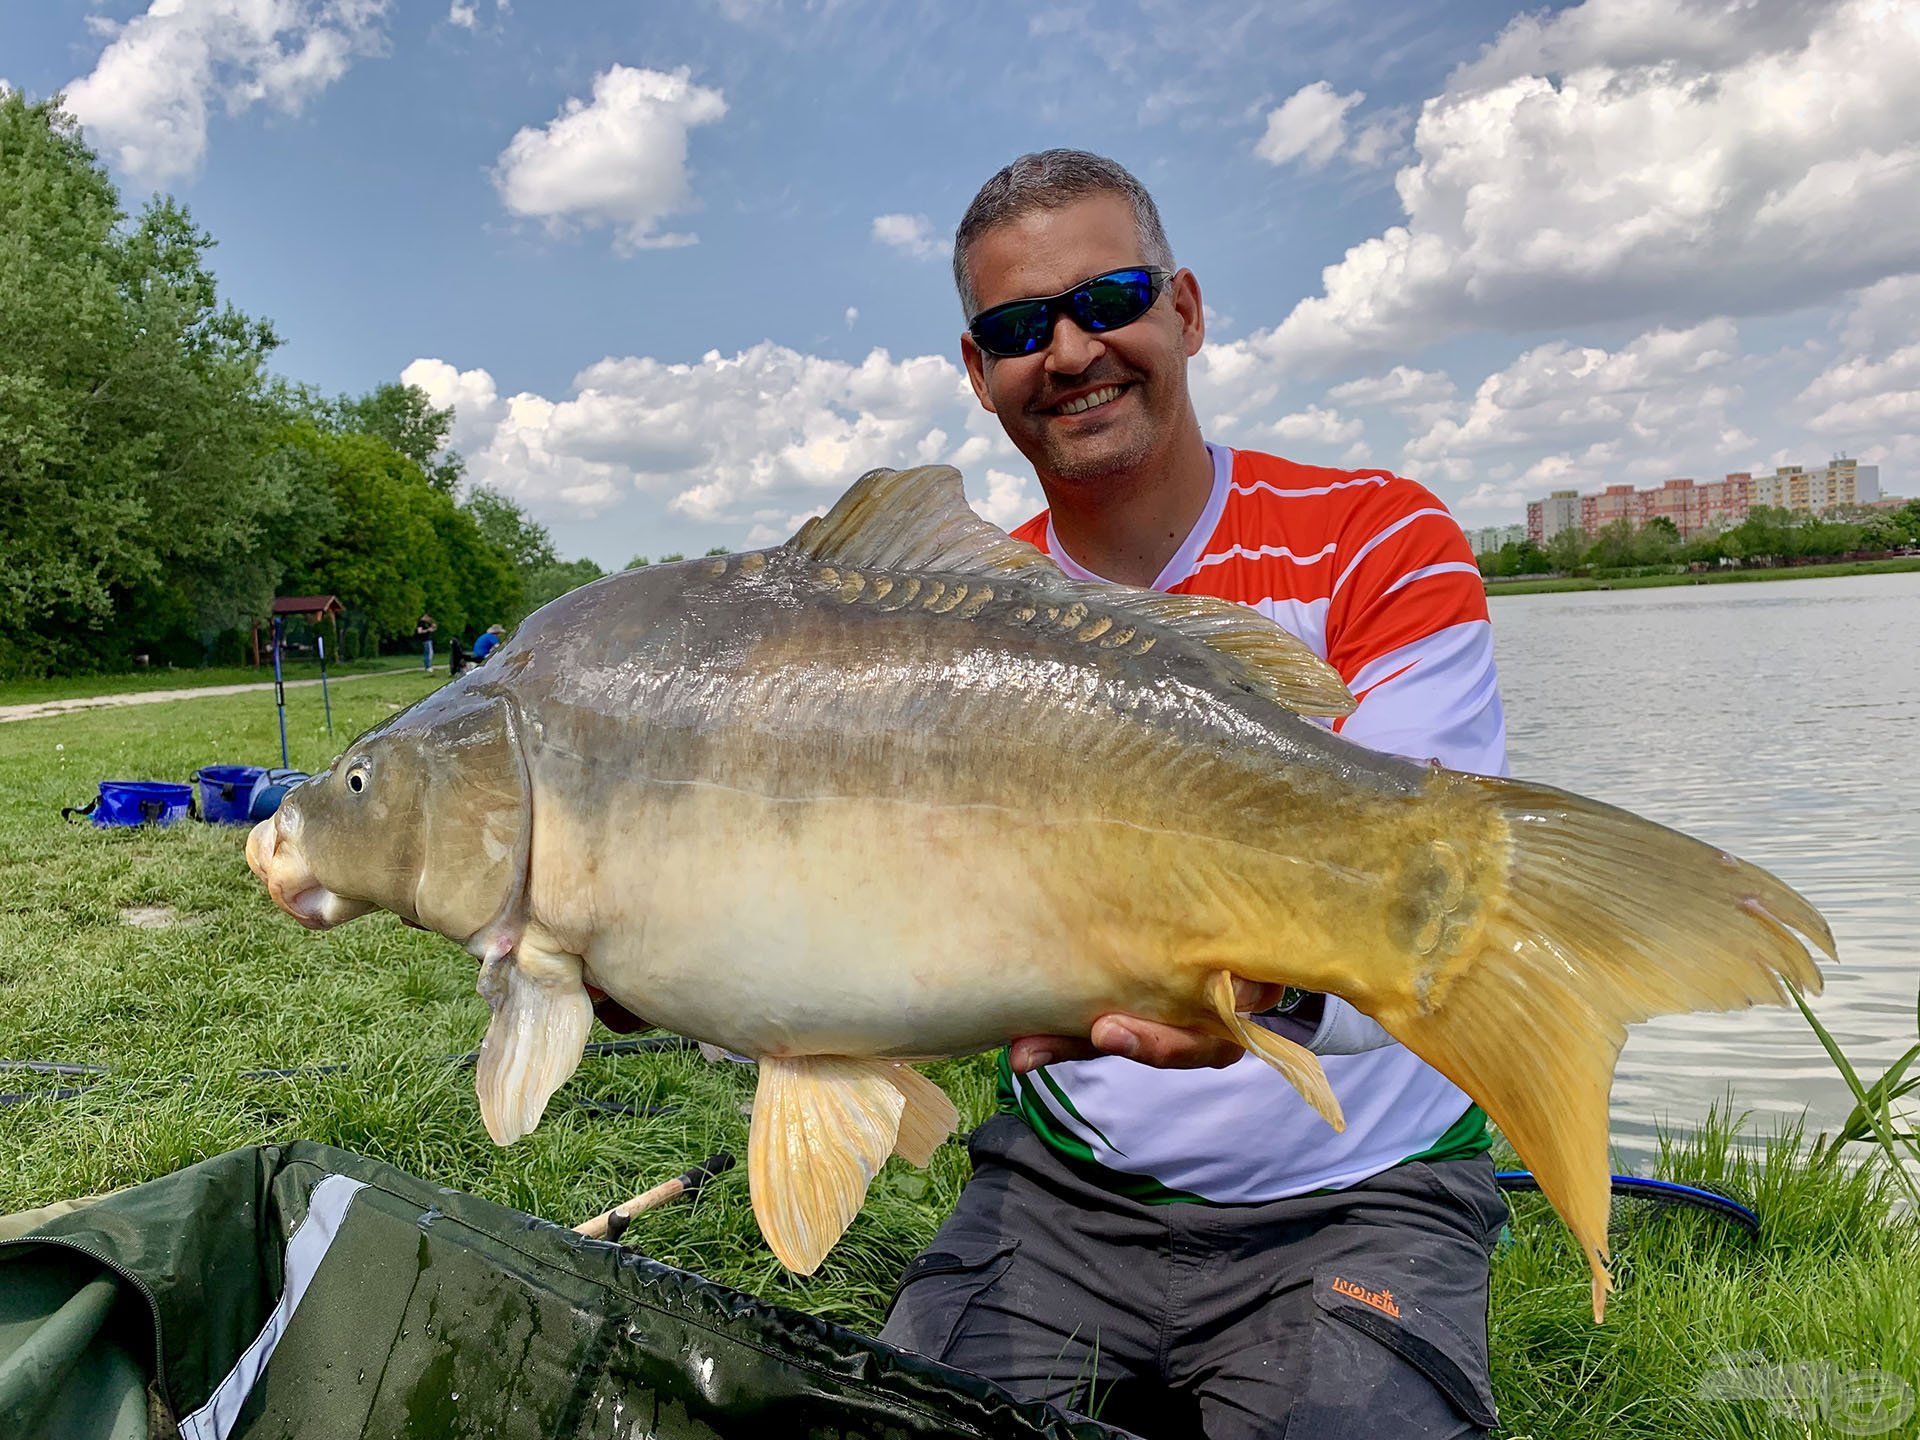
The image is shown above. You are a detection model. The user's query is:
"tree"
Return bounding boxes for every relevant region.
[519,558,605,618]
[1544,526,1588,574]
[331,382,464,493]
[1623,517,1680,567]
[625,556,651,569]
[464,487,557,571]
[0,92,287,675]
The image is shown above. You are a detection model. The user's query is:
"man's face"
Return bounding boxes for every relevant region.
[960,193,1204,488]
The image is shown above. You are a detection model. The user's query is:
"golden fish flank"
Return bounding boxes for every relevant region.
[247,464,1832,1316]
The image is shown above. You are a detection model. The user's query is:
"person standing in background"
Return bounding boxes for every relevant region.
[414,614,436,672]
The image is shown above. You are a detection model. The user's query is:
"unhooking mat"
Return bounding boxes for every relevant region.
[0,1142,1123,1439]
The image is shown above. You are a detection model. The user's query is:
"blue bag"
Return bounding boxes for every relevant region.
[195,765,267,825]
[62,781,195,828]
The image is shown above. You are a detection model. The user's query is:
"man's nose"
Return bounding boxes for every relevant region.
[1044,313,1106,374]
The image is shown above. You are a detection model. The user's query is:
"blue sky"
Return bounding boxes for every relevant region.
[7,0,1918,566]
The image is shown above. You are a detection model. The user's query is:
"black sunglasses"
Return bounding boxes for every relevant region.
[968,266,1173,358]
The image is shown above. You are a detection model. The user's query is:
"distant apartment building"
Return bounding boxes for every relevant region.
[1524,459,1883,542]
[1466,522,1526,556]
[1525,490,1582,545]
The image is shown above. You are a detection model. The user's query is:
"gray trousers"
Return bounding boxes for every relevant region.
[879,1115,1504,1440]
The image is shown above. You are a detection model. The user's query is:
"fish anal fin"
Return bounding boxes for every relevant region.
[475,945,593,1146]
[1207,971,1345,1132]
[886,1065,959,1167]
[748,1057,905,1274]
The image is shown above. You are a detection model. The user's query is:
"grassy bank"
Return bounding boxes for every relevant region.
[1485,555,1920,596]
[0,652,427,708]
[2,684,1914,1437]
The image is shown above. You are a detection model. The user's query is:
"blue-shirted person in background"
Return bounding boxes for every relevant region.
[471,623,505,662]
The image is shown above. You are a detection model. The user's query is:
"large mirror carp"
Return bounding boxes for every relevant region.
[249,465,1830,1318]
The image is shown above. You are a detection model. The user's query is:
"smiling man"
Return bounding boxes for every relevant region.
[877,151,1509,1439]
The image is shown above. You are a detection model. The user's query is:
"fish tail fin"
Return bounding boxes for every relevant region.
[1206,971,1346,1131]
[887,1064,959,1166]
[1375,775,1832,1322]
[747,1057,904,1274]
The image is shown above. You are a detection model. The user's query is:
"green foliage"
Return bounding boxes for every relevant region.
[0,92,287,678]
[704,545,731,556]
[463,487,557,571]
[519,558,606,619]
[0,94,593,678]
[275,425,521,646]
[328,382,463,493]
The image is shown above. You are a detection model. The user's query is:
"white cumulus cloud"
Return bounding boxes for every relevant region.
[872,213,952,260]
[403,344,1025,542]
[65,0,388,184]
[1253,82,1365,170]
[1402,320,1752,492]
[1257,0,1920,374]
[493,65,726,254]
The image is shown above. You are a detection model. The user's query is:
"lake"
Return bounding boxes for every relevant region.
[1489,571,1920,1163]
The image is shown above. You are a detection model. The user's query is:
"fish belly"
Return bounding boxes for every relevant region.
[537,783,1220,1061]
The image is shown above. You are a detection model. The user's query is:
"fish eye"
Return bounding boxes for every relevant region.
[346,766,368,794]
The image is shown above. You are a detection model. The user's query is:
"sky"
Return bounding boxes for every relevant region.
[5,0,1918,567]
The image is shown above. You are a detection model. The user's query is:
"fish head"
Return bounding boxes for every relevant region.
[248,688,531,946]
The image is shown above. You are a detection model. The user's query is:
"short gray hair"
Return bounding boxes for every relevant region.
[952,149,1174,319]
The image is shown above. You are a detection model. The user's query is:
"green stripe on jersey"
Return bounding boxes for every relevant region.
[997,1049,1492,1204]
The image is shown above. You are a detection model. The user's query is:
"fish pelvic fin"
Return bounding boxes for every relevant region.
[1371,774,1833,1323]
[787,466,1354,717]
[1207,971,1345,1132]
[474,944,593,1146]
[748,1057,905,1274]
[886,1064,959,1167]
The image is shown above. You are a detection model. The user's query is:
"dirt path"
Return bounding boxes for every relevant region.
[0,669,432,725]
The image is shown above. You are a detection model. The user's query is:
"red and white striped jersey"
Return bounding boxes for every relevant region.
[996,442,1507,1203]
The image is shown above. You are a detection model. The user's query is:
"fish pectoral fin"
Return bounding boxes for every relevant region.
[748,1057,905,1274]
[1208,971,1346,1133]
[475,946,593,1146]
[886,1065,959,1167]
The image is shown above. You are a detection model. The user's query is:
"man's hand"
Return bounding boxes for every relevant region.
[1009,980,1288,1074]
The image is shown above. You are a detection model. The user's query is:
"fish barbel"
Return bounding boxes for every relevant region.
[247,465,1831,1318]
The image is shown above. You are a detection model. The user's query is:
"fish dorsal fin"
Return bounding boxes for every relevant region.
[788,465,1356,718]
[786,465,1060,579]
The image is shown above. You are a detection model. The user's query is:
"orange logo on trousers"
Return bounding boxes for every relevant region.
[1331,1277,1401,1319]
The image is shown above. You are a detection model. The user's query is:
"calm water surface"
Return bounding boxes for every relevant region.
[1489,571,1920,1163]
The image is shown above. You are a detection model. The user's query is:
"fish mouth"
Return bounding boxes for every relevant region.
[247,815,373,931]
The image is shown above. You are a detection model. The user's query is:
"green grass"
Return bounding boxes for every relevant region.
[2,682,1915,1436]
[0,653,426,708]
[1485,555,1920,596]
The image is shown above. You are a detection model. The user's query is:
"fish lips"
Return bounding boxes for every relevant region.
[247,815,375,931]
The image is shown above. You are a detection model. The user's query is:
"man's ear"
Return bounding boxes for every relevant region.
[960,332,998,413]
[1173,268,1205,358]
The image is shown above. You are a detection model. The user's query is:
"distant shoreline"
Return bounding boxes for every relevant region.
[1484,555,1920,596]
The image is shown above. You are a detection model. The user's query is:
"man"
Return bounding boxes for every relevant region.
[413,613,437,672]
[472,623,506,662]
[877,151,1508,1439]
